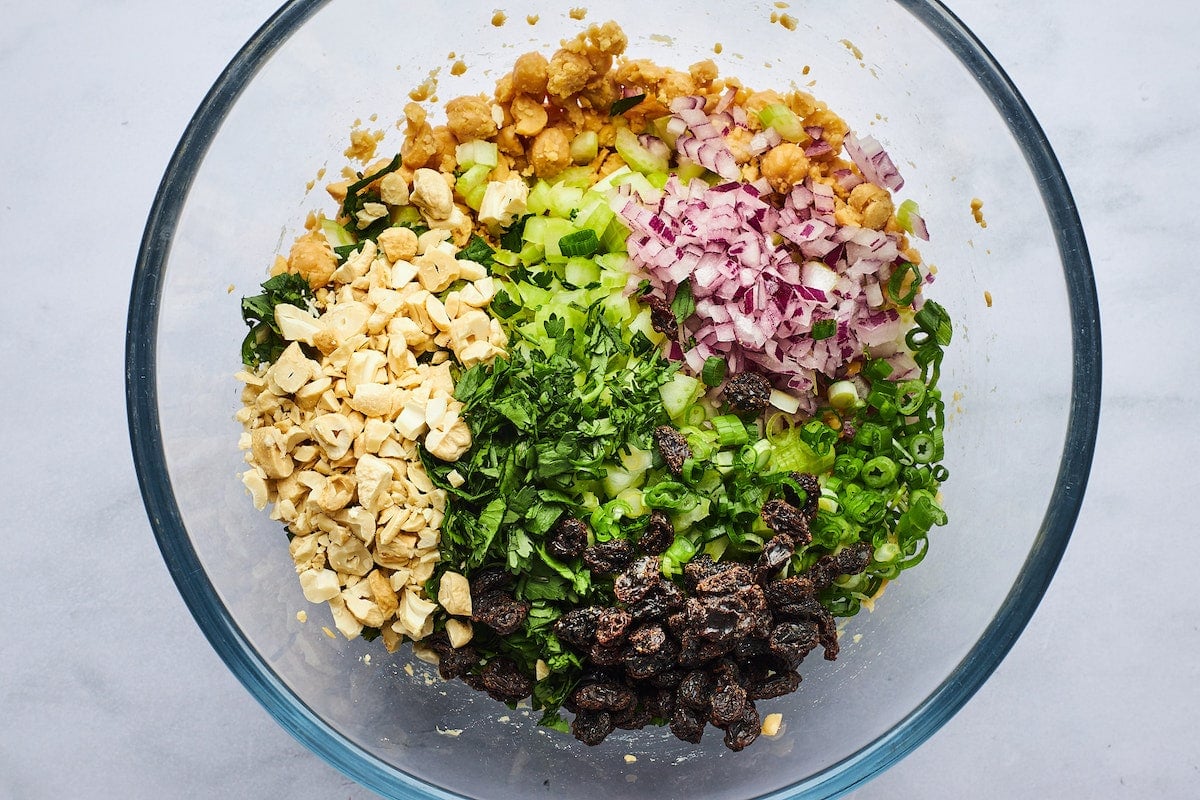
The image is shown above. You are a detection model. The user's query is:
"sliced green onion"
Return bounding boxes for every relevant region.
[914,299,953,346]
[833,454,863,480]
[895,379,927,415]
[757,103,807,142]
[811,319,837,340]
[874,541,901,563]
[712,414,750,447]
[558,228,599,258]
[861,456,899,488]
[886,261,921,306]
[828,380,860,410]
[701,356,727,388]
[764,412,796,444]
[863,358,893,382]
[906,433,936,464]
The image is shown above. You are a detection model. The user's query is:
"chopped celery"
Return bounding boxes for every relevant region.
[600,217,631,254]
[614,126,669,174]
[319,217,356,248]
[547,184,585,218]
[659,373,704,421]
[674,160,708,183]
[615,486,647,517]
[455,163,491,205]
[564,257,601,287]
[454,139,499,169]
[758,103,807,142]
[769,435,835,473]
[570,131,599,164]
[620,447,655,475]
[602,465,640,497]
[550,166,596,189]
[526,180,552,215]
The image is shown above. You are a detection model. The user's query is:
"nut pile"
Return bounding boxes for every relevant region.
[237,189,507,649]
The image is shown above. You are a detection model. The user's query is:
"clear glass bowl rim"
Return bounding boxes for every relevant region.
[125,2,1102,798]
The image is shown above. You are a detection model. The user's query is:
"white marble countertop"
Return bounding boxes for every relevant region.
[1,1,1195,797]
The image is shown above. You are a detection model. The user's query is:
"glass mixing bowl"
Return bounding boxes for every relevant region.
[127,1,1100,797]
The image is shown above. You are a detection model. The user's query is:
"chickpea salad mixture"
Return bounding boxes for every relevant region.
[235,20,952,752]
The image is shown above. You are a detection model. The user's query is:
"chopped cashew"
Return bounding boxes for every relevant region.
[437,571,473,616]
[299,568,341,603]
[410,168,454,221]
[446,619,474,648]
[424,419,471,462]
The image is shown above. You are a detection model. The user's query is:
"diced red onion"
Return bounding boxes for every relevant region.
[614,155,926,405]
[843,132,905,192]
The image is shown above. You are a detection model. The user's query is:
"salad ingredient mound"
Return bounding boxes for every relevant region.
[235,20,951,751]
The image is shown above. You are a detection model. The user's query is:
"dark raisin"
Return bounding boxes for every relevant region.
[815,612,841,660]
[553,606,603,649]
[641,687,676,719]
[682,555,724,591]
[733,635,772,664]
[425,633,479,680]
[776,597,828,621]
[469,568,512,600]
[648,669,684,690]
[769,620,820,667]
[624,654,672,680]
[693,563,754,595]
[479,657,533,704]
[687,595,741,643]
[572,682,637,713]
[835,541,874,575]
[471,593,530,635]
[708,679,748,727]
[614,704,655,730]
[628,623,670,656]
[760,499,811,544]
[613,556,662,605]
[676,670,715,710]
[595,608,633,646]
[547,516,590,560]
[748,670,801,700]
[590,642,626,666]
[764,576,818,609]
[723,372,771,414]
[653,425,692,475]
[572,710,616,746]
[755,532,797,581]
[628,581,684,622]
[669,705,706,744]
[639,510,675,555]
[644,293,678,339]
[722,701,761,751]
[736,609,774,640]
[710,657,742,683]
[787,472,821,519]
[438,645,480,681]
[583,539,634,574]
